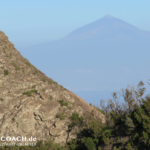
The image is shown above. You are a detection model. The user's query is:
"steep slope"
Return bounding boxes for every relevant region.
[0,31,105,145]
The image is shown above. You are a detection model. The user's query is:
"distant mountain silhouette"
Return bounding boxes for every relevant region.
[20,15,150,103]
[62,14,150,41]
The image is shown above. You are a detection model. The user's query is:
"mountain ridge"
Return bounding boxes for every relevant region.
[62,15,150,41]
[0,30,105,145]
[19,15,150,105]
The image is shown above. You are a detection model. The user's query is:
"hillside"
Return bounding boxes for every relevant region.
[0,31,105,145]
[1,29,150,150]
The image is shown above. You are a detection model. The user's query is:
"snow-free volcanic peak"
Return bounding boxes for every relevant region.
[104,14,115,18]
[62,14,150,41]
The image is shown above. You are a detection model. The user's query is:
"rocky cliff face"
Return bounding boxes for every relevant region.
[0,31,105,145]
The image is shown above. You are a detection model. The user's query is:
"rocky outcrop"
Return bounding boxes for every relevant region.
[0,31,105,145]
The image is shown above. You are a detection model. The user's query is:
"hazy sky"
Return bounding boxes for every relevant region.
[1,1,150,104]
[1,0,150,48]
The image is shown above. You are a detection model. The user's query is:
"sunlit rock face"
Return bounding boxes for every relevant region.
[0,31,105,145]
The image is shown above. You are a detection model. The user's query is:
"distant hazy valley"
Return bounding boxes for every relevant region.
[19,15,150,104]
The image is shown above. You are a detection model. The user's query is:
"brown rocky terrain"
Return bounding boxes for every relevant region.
[0,31,105,145]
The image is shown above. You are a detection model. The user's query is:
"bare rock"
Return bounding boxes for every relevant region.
[0,30,105,145]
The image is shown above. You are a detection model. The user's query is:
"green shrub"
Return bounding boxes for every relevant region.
[89,103,105,115]
[53,81,58,84]
[12,62,20,71]
[3,46,7,52]
[56,112,66,120]
[50,95,53,100]
[96,107,105,115]
[23,90,37,96]
[4,69,9,75]
[26,62,32,66]
[113,146,117,150]
[102,135,109,145]
[33,70,38,74]
[98,146,101,150]
[125,116,135,128]
[68,113,84,129]
[41,78,46,82]
[0,98,4,101]
[68,106,72,110]
[48,79,58,85]
[142,131,149,144]
[66,139,77,150]
[125,143,131,150]
[48,80,53,84]
[59,100,68,107]
[32,85,36,88]
[44,126,49,130]
[23,91,32,96]
[66,82,150,149]
[12,118,15,121]
[85,137,96,150]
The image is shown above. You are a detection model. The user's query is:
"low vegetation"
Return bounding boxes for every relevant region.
[4,69,9,75]
[26,62,32,67]
[68,113,84,131]
[89,103,105,115]
[41,78,46,82]
[56,112,66,120]
[66,81,150,149]
[23,90,37,96]
[49,95,53,100]
[65,81,150,150]
[59,100,68,107]
[42,88,46,92]
[48,79,58,85]
[11,62,20,71]
[0,98,4,101]
[2,80,150,150]
[32,85,36,88]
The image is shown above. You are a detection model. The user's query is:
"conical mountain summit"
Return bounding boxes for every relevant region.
[63,14,150,40]
[0,31,105,145]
